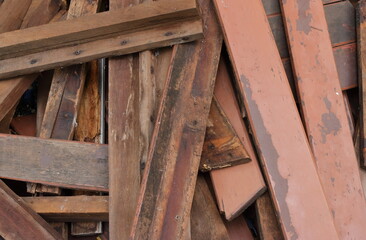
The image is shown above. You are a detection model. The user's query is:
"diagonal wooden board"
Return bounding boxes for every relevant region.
[212,0,339,238]
[280,0,366,238]
[130,0,222,238]
[210,57,265,221]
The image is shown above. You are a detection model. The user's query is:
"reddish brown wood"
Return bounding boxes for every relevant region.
[11,114,36,136]
[225,216,254,240]
[210,57,265,221]
[213,0,339,238]
[281,0,366,237]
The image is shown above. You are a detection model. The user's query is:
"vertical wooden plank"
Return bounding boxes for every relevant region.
[281,0,366,238]
[108,0,140,237]
[210,57,265,220]
[190,175,230,240]
[0,180,62,240]
[213,0,339,238]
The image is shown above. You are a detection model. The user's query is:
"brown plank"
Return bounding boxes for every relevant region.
[0,180,62,240]
[36,71,53,134]
[225,216,254,240]
[23,196,108,222]
[281,0,366,237]
[359,0,366,170]
[108,0,140,237]
[0,0,200,60]
[130,0,222,237]
[200,97,251,172]
[0,18,203,80]
[210,57,265,221]
[0,134,108,191]
[10,114,37,136]
[0,0,32,32]
[255,192,284,240]
[213,0,339,238]
[0,104,16,133]
[190,175,230,240]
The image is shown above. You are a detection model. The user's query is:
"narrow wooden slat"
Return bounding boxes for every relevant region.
[281,0,366,238]
[255,193,284,240]
[23,196,108,222]
[11,114,37,136]
[0,134,108,191]
[210,57,265,221]
[130,0,222,238]
[200,97,251,172]
[36,71,53,134]
[0,0,200,60]
[0,0,32,32]
[0,18,203,80]
[0,180,62,240]
[225,216,254,240]
[190,175,230,240]
[213,0,339,238]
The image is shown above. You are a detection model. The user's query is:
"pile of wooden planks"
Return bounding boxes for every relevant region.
[0,0,365,239]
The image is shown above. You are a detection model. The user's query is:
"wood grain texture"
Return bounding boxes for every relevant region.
[200,97,250,172]
[225,216,254,240]
[0,0,32,33]
[255,193,284,240]
[0,18,203,80]
[0,134,108,191]
[36,71,53,134]
[0,0,200,60]
[23,196,108,222]
[0,180,62,240]
[210,57,265,221]
[190,175,230,240]
[213,0,339,238]
[130,0,222,238]
[281,0,366,238]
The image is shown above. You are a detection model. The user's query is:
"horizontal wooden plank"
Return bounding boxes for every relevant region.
[23,196,108,222]
[0,134,108,191]
[0,19,202,80]
[0,0,199,59]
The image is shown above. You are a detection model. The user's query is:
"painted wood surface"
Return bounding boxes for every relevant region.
[213,0,339,238]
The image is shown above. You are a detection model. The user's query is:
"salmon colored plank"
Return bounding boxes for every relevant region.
[212,0,339,238]
[280,0,366,238]
[210,57,265,220]
[225,216,254,240]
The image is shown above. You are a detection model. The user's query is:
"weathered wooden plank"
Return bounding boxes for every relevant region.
[210,57,265,221]
[0,0,200,60]
[108,0,140,237]
[0,134,108,191]
[0,0,32,32]
[11,114,36,136]
[130,0,222,238]
[255,192,284,240]
[190,175,230,240]
[0,18,203,80]
[281,0,366,237]
[0,180,62,240]
[225,216,254,240]
[23,196,108,222]
[213,0,339,238]
[36,71,53,134]
[200,97,251,172]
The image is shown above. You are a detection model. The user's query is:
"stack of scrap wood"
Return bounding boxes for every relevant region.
[0,0,366,239]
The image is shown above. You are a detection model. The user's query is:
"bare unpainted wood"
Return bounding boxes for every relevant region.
[0,0,61,122]
[190,175,230,240]
[0,104,16,133]
[21,0,62,29]
[213,0,339,238]
[281,0,366,237]
[343,91,355,136]
[0,0,200,60]
[108,0,141,238]
[50,223,68,239]
[23,196,108,222]
[27,184,62,195]
[255,192,284,240]
[130,0,222,238]
[200,97,250,171]
[0,134,108,191]
[10,114,36,136]
[225,216,254,240]
[210,57,265,220]
[0,18,203,80]
[0,0,32,33]
[0,180,62,240]
[36,71,53,134]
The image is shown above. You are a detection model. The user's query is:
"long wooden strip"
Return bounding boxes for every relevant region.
[0,0,61,122]
[0,18,202,80]
[359,0,366,170]
[0,0,32,32]
[225,216,254,240]
[130,0,222,238]
[210,57,265,220]
[0,0,199,59]
[0,180,62,240]
[0,134,108,191]
[23,196,108,222]
[280,0,366,238]
[200,97,251,172]
[213,0,339,238]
